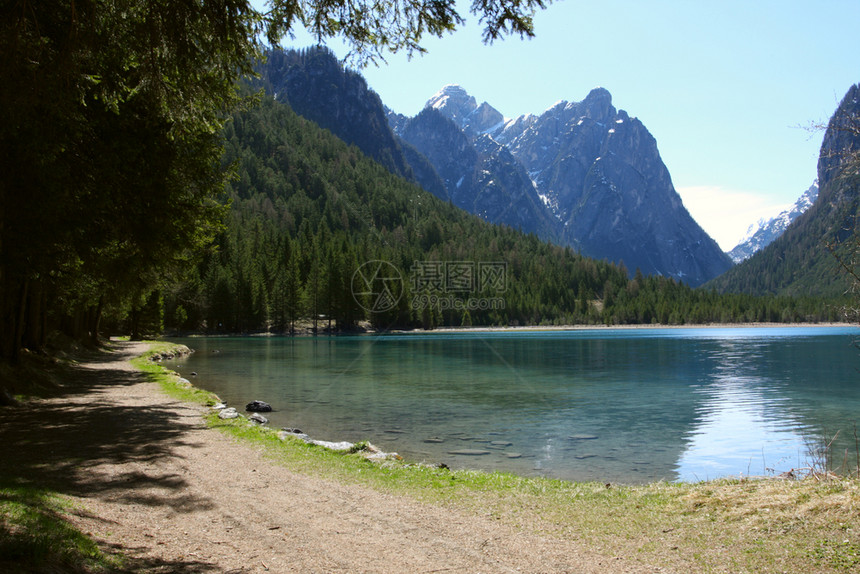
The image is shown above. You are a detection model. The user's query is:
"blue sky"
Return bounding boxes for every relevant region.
[271,0,859,250]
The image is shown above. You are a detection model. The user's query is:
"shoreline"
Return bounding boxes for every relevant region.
[399,321,857,334]
[168,321,858,338]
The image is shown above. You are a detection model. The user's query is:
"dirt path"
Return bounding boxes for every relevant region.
[0,342,654,573]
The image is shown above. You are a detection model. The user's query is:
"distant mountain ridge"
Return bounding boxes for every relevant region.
[728,181,819,263]
[260,48,732,286]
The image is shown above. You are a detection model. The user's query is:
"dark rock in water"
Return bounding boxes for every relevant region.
[245,400,272,412]
[569,434,598,440]
[248,413,269,424]
[281,427,303,434]
[190,372,198,376]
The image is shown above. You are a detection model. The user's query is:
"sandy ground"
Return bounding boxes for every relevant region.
[0,342,666,573]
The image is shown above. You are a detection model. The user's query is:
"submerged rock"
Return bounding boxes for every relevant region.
[448,449,491,456]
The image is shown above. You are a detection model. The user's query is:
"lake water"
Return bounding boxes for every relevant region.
[164,326,860,484]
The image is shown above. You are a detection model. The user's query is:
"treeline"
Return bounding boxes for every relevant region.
[0,1,256,360]
[161,97,843,332]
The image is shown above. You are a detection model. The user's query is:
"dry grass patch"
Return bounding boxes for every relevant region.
[410,475,860,573]
[676,478,860,571]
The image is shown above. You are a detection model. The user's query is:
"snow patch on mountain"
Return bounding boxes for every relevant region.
[727,180,819,263]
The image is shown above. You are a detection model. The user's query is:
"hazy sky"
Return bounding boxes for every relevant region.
[272,0,859,250]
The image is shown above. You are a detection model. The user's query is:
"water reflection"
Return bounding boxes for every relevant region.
[679,339,799,480]
[678,334,860,479]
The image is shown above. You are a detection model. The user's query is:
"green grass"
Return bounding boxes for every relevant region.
[0,482,122,573]
[130,341,221,406]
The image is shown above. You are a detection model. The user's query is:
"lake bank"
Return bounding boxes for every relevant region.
[401,321,856,334]
[1,340,859,572]
[167,321,857,338]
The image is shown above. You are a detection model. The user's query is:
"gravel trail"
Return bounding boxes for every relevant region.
[0,342,651,573]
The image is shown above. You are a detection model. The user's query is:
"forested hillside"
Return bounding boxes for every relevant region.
[162,96,840,332]
[707,84,860,297]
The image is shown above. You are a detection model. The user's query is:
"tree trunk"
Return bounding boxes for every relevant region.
[11,280,29,364]
[129,305,141,340]
[89,295,104,346]
[23,279,44,352]
[0,280,16,362]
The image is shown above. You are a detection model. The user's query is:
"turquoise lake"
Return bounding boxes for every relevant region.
[165,326,860,483]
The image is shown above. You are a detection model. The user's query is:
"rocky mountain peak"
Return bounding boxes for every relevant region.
[706,83,860,296]
[406,83,732,284]
[494,86,730,284]
[582,87,615,122]
[426,84,506,136]
[426,84,478,123]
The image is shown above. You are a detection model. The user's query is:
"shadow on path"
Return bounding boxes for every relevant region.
[0,342,225,572]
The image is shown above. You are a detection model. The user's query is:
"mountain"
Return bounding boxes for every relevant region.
[401,85,733,286]
[260,49,731,286]
[396,106,558,239]
[707,84,860,297]
[257,47,447,198]
[727,181,819,263]
[260,49,552,235]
